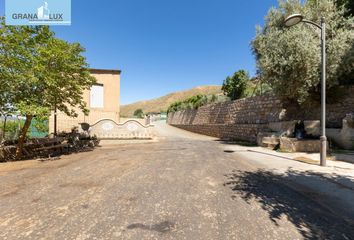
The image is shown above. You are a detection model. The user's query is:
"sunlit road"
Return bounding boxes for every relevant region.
[0,121,353,239]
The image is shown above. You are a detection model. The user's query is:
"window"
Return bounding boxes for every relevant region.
[90,84,104,108]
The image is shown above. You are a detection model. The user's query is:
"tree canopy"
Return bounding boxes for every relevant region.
[252,0,354,104]
[133,109,144,118]
[222,70,249,100]
[336,0,354,16]
[0,19,96,157]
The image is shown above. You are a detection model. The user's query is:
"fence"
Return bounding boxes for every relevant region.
[0,118,48,142]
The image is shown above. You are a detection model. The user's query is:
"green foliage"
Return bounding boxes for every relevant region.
[0,120,23,134]
[0,19,96,118]
[167,94,228,113]
[0,19,96,156]
[0,119,24,141]
[309,0,354,16]
[0,117,48,140]
[133,109,144,118]
[335,0,354,16]
[252,0,354,104]
[243,79,274,97]
[222,70,249,100]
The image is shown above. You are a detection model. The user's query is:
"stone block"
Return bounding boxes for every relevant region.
[262,136,280,145]
[304,120,321,137]
[280,137,324,153]
[327,114,354,150]
[268,121,295,136]
[257,132,279,147]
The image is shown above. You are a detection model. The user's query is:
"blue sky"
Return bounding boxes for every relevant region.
[0,0,279,104]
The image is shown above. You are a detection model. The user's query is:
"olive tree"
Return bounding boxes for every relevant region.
[252,0,354,104]
[335,0,354,16]
[0,20,96,157]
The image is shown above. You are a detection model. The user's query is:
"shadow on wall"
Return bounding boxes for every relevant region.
[224,169,354,240]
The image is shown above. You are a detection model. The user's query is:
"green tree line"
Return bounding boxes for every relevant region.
[167,94,228,113]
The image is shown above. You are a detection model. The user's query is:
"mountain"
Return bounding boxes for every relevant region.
[120,85,222,117]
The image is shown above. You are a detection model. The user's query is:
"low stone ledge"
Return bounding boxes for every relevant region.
[280,137,325,153]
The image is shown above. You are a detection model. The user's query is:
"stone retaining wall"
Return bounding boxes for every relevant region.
[283,86,354,128]
[173,124,267,142]
[168,95,283,126]
[167,86,354,143]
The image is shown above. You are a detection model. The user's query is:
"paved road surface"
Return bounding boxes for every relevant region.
[0,122,353,239]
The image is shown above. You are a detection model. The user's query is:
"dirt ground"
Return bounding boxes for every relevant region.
[0,122,353,239]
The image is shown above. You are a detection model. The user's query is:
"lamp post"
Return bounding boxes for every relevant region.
[284,14,327,167]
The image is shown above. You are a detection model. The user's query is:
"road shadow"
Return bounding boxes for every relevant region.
[224,169,354,240]
[215,139,258,147]
[127,221,175,233]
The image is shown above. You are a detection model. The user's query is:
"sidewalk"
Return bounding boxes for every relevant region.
[222,144,354,177]
[331,151,354,164]
[221,143,354,224]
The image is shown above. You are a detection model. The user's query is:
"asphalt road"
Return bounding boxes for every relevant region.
[0,122,353,240]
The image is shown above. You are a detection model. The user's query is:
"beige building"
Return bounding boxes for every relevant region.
[49,68,121,133]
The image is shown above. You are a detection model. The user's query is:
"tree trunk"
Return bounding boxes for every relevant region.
[2,116,7,140]
[16,115,33,159]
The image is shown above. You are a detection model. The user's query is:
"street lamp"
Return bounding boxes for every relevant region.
[284,14,327,167]
[284,14,304,27]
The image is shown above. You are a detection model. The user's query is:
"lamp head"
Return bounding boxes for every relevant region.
[284,14,303,27]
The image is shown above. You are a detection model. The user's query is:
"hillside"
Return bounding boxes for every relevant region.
[120,85,222,117]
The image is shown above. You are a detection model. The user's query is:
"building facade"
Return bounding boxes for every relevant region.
[49,69,121,133]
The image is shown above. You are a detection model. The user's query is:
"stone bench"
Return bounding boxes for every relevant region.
[279,137,326,153]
